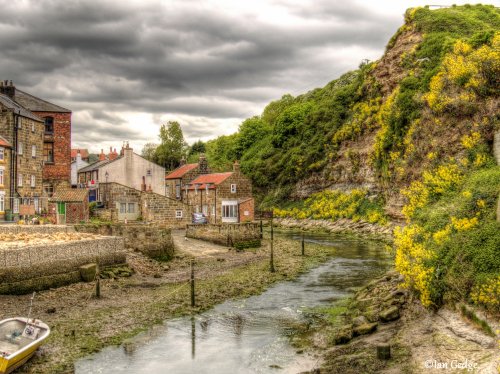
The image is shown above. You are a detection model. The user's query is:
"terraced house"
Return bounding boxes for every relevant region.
[0,82,45,220]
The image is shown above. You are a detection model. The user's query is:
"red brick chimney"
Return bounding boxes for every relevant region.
[108,146,118,161]
[99,149,106,161]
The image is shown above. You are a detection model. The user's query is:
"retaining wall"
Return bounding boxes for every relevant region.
[0,236,126,294]
[186,223,261,249]
[74,223,174,259]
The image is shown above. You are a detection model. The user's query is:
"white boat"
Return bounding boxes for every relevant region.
[0,317,50,374]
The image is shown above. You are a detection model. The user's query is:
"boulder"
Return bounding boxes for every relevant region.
[79,263,97,282]
[352,315,369,327]
[379,306,400,322]
[333,325,353,345]
[353,322,378,336]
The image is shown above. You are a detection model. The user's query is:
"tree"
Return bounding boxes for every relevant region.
[235,116,271,158]
[189,140,206,156]
[155,121,188,171]
[141,142,158,162]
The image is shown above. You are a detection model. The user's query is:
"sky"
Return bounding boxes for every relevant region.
[0,0,498,154]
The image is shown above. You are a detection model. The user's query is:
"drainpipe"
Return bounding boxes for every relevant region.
[10,110,19,209]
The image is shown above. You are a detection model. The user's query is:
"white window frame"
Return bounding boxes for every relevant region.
[13,198,19,214]
[0,147,4,161]
[0,192,5,213]
[0,167,4,186]
[34,197,39,213]
[18,173,22,187]
[31,175,36,187]
[18,142,23,155]
[31,122,35,132]
[128,203,135,214]
[32,145,37,158]
[175,210,183,219]
[230,184,237,193]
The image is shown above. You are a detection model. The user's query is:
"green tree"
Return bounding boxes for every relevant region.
[141,142,158,162]
[155,121,188,171]
[235,116,271,158]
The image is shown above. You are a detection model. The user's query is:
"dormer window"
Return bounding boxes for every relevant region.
[44,117,54,134]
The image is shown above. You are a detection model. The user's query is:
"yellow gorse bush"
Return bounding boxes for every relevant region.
[471,275,500,313]
[273,189,387,225]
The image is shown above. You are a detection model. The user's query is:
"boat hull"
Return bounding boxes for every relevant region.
[0,318,50,374]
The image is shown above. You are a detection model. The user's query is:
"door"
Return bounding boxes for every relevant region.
[57,202,66,225]
[116,202,140,221]
[221,200,238,223]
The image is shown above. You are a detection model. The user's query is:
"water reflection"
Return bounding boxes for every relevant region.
[76,232,390,374]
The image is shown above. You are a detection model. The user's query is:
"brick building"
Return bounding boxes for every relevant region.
[48,188,89,224]
[0,88,45,219]
[184,161,254,223]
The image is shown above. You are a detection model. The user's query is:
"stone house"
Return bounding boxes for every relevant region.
[165,155,209,201]
[185,161,254,223]
[78,143,166,203]
[2,82,73,196]
[71,151,89,187]
[0,136,12,220]
[96,182,191,227]
[48,188,89,224]
[0,89,45,219]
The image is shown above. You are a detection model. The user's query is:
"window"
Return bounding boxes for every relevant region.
[34,197,39,213]
[0,168,3,186]
[31,122,35,132]
[0,147,4,161]
[17,173,22,187]
[120,203,126,214]
[31,175,36,187]
[18,142,23,155]
[32,145,37,158]
[175,184,181,199]
[176,210,183,218]
[202,204,208,214]
[43,142,54,163]
[222,204,238,218]
[128,203,135,214]
[13,198,19,213]
[43,183,54,197]
[231,184,237,193]
[44,117,54,134]
[146,169,152,176]
[0,192,4,212]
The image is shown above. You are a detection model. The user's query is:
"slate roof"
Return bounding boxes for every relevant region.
[0,135,12,148]
[14,89,71,113]
[165,163,199,179]
[49,188,88,202]
[187,172,233,189]
[78,158,117,173]
[0,93,43,122]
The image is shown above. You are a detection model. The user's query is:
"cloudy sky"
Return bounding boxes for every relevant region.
[0,0,497,153]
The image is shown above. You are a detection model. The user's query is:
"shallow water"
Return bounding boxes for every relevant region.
[75,232,391,374]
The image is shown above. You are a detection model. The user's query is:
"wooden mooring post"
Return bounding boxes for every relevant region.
[301,232,305,256]
[270,218,275,273]
[260,220,263,239]
[190,259,196,307]
[95,261,101,298]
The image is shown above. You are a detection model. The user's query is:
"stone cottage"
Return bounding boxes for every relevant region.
[0,88,45,219]
[185,161,254,223]
[165,155,209,201]
[48,188,89,224]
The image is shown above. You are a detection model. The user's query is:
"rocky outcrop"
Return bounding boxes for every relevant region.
[274,217,397,238]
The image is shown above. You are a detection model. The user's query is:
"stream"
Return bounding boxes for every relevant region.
[75,232,391,374]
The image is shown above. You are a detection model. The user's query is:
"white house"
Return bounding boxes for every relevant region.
[71,151,89,187]
[77,143,165,202]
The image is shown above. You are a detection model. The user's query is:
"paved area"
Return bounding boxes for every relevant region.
[171,229,230,258]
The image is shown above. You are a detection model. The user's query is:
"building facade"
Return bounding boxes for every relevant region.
[78,143,166,203]
[184,161,254,223]
[0,88,45,219]
[165,155,209,201]
[0,136,12,219]
[71,151,89,187]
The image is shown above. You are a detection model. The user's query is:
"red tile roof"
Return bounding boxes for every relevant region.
[0,136,12,148]
[71,149,89,159]
[187,172,233,189]
[166,163,198,179]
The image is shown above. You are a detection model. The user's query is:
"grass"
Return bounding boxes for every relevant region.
[459,304,495,337]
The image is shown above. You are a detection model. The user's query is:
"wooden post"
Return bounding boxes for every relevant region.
[377,344,391,360]
[270,217,275,273]
[190,259,195,307]
[95,261,101,298]
[301,232,305,256]
[260,219,263,239]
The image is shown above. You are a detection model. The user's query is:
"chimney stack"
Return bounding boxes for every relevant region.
[233,160,240,174]
[0,79,15,99]
[99,149,106,161]
[199,154,208,174]
[180,158,186,166]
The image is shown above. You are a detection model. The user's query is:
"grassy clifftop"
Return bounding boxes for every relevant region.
[198,5,500,312]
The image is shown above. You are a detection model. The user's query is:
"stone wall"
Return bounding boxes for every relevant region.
[74,223,174,259]
[186,223,261,249]
[141,191,192,227]
[0,236,125,294]
[0,224,75,234]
